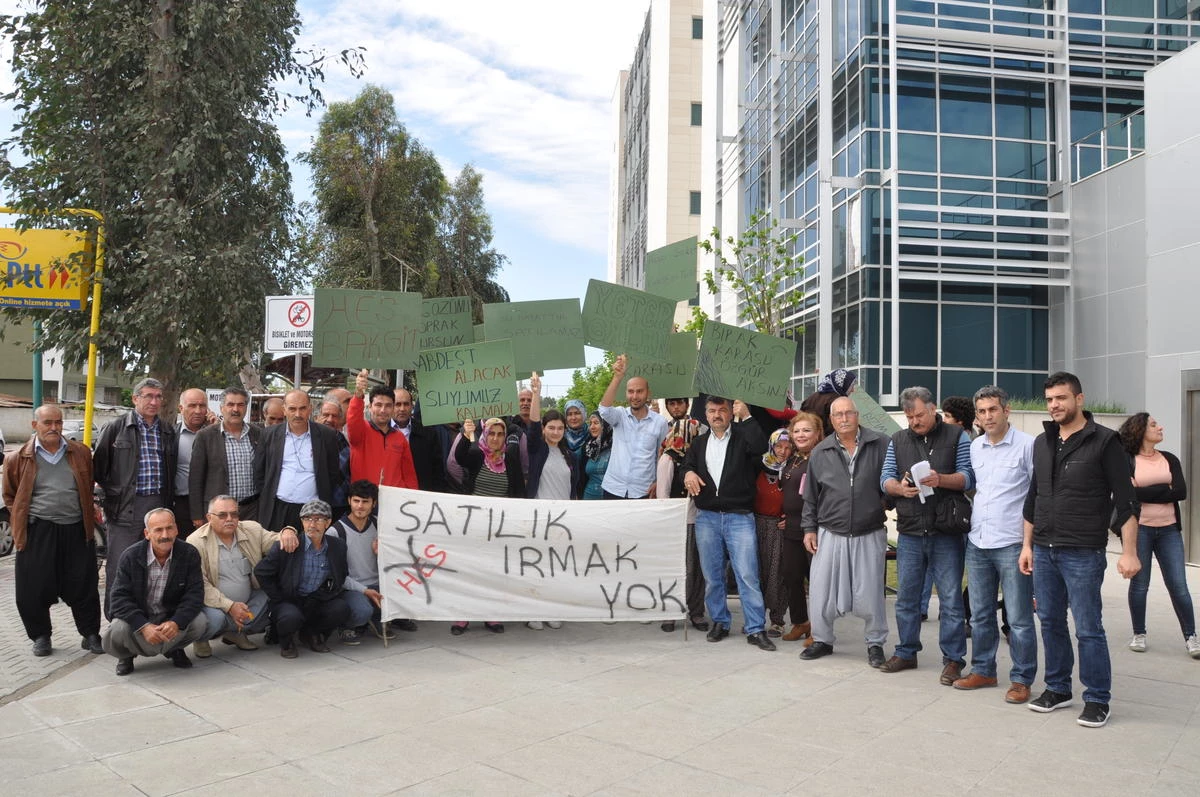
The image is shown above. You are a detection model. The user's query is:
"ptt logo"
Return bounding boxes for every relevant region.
[0,241,28,260]
[1,241,74,290]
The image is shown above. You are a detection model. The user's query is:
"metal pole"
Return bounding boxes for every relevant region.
[32,318,43,406]
[294,354,303,390]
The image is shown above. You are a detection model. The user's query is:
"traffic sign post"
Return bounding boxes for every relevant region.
[265,295,314,389]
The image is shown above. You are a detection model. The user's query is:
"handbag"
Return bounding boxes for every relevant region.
[933,490,972,534]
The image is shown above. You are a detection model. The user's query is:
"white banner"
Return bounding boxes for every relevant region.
[377,487,688,622]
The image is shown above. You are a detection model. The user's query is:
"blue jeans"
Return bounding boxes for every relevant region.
[694,510,765,635]
[965,541,1036,684]
[894,533,966,664]
[344,587,380,629]
[1034,544,1110,704]
[1129,524,1196,637]
[200,589,270,639]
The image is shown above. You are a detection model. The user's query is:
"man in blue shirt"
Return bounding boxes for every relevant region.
[597,354,669,499]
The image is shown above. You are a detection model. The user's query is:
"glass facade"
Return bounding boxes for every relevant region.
[721,0,1200,402]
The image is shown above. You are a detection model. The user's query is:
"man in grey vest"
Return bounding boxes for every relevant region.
[879,386,975,685]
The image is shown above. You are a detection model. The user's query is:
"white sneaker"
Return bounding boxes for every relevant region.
[525,621,544,630]
[1129,633,1147,652]
[546,621,563,629]
[1186,634,1200,660]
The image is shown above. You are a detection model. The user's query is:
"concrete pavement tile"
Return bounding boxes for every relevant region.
[786,755,969,796]
[339,682,494,728]
[744,703,891,754]
[104,730,284,797]
[24,681,167,727]
[172,762,342,796]
[492,682,625,736]
[172,681,328,729]
[576,697,744,759]
[3,761,143,796]
[792,672,939,723]
[390,762,554,796]
[1151,770,1200,795]
[1113,672,1200,711]
[857,707,1023,785]
[1161,723,1200,775]
[1016,704,1186,774]
[55,703,219,758]
[425,667,551,708]
[673,729,826,792]
[286,663,406,704]
[412,706,569,760]
[571,662,690,705]
[358,644,492,682]
[982,748,1152,797]
[227,704,410,762]
[0,700,49,739]
[294,730,463,795]
[25,655,120,697]
[0,727,90,779]
[133,662,275,701]
[593,759,777,796]
[485,732,663,794]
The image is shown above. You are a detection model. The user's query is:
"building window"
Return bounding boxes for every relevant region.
[689,191,702,215]
[692,16,703,39]
[690,102,702,126]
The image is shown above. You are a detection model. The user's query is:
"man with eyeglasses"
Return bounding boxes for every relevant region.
[95,377,178,618]
[185,495,299,657]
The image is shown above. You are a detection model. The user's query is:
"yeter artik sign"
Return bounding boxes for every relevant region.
[377,487,687,622]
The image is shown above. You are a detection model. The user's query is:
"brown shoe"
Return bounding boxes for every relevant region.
[953,672,998,690]
[1005,682,1031,704]
[879,655,918,673]
[782,622,811,642]
[939,662,963,686]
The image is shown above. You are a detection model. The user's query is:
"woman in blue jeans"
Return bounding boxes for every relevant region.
[1118,412,1200,659]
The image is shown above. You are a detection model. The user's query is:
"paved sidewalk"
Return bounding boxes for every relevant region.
[2,544,1199,796]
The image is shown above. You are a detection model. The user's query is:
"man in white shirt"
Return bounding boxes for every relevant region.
[597,354,669,499]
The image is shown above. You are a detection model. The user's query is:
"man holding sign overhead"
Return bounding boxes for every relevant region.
[598,355,669,500]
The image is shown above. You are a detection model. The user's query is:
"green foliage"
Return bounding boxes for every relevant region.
[431,165,511,323]
[303,85,445,293]
[681,306,708,337]
[563,351,616,413]
[0,1,363,401]
[697,210,804,336]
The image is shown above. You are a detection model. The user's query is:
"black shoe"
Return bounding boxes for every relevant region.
[799,641,834,660]
[661,621,676,632]
[115,657,135,676]
[689,616,710,632]
[706,625,730,643]
[450,624,467,636]
[747,631,777,652]
[309,633,331,653]
[484,622,505,634]
[390,618,419,632]
[32,636,52,657]
[280,636,298,658]
[1028,689,1074,713]
[264,625,279,645]
[81,633,104,654]
[1077,701,1110,728]
[867,645,886,668]
[166,649,193,669]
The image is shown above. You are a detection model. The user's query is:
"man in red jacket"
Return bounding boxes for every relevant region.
[347,369,418,489]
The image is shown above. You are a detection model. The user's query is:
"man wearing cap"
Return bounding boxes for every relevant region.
[253,499,351,658]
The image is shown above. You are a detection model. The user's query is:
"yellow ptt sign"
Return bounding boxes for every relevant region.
[0,227,92,310]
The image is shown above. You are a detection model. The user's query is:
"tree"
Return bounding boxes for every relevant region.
[563,352,616,412]
[695,210,804,336]
[0,1,360,403]
[304,85,445,293]
[432,165,510,322]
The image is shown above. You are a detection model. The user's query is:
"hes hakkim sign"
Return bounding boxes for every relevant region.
[0,228,92,310]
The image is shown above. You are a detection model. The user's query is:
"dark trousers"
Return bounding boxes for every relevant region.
[685,523,705,619]
[17,518,101,640]
[781,535,811,625]
[104,494,165,619]
[273,594,351,640]
[269,500,305,535]
[173,494,193,538]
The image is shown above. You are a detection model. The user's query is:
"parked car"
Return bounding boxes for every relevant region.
[62,420,98,443]
[0,505,11,557]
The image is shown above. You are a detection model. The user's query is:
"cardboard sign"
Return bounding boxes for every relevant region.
[421,296,473,350]
[312,288,422,369]
[853,391,901,436]
[694,321,796,409]
[378,487,687,621]
[619,332,698,399]
[581,279,675,360]
[482,299,585,373]
[415,339,519,425]
[644,236,698,302]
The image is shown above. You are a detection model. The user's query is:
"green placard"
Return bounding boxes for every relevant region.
[693,321,796,409]
[473,323,486,343]
[421,296,473,350]
[482,299,585,373]
[619,332,698,399]
[312,288,423,369]
[581,279,675,361]
[415,339,519,426]
[852,391,901,436]
[644,236,699,302]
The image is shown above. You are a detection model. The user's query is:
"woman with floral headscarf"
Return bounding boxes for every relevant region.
[800,368,858,436]
[562,399,590,460]
[754,428,794,637]
[579,411,613,501]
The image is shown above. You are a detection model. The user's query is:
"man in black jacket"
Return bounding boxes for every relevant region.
[394,387,447,492]
[102,508,208,676]
[254,499,351,658]
[682,396,775,652]
[1019,372,1140,728]
[253,390,342,534]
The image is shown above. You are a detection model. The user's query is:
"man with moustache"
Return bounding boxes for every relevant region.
[189,387,263,525]
[394,387,447,492]
[254,390,342,533]
[174,388,213,535]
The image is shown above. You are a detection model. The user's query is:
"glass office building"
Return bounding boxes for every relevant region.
[708,0,1200,402]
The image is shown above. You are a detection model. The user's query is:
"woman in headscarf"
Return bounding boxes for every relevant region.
[562,399,590,460]
[579,411,613,501]
[800,368,858,436]
[755,428,794,637]
[450,415,524,635]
